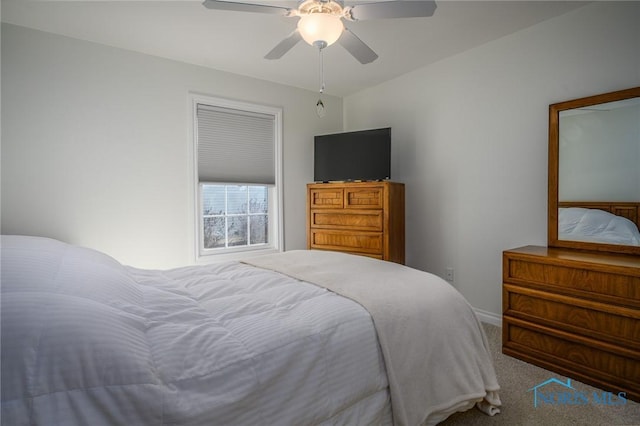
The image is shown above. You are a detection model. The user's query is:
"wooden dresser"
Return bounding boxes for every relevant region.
[306,181,404,264]
[502,246,640,401]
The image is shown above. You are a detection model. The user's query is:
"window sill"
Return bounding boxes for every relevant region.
[195,247,282,265]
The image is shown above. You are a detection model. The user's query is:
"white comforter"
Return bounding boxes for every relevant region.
[1,236,391,425]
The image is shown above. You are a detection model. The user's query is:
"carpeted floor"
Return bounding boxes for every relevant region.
[440,323,640,425]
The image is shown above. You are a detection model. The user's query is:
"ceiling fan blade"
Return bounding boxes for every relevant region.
[202,0,291,15]
[264,30,303,60]
[338,28,378,64]
[347,0,437,21]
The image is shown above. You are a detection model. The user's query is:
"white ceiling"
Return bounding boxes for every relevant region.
[1,0,587,96]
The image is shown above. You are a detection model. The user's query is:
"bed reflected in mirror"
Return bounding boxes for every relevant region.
[548,86,640,255]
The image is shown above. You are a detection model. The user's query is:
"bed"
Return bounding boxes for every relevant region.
[558,202,640,246]
[1,235,500,426]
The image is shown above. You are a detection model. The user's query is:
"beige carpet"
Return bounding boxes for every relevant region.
[440,323,640,425]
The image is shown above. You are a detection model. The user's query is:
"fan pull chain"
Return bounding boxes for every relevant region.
[319,46,325,94]
[316,46,326,117]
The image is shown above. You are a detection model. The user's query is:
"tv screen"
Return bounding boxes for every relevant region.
[314,127,391,182]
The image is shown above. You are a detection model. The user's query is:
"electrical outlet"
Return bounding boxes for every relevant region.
[445,267,454,283]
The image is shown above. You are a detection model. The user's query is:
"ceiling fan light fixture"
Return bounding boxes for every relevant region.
[297,13,344,47]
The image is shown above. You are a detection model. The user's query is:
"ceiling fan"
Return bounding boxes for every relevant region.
[202,0,437,64]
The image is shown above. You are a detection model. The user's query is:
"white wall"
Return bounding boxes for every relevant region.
[1,24,343,268]
[344,2,640,317]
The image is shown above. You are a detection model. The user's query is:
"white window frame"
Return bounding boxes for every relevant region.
[190,93,283,262]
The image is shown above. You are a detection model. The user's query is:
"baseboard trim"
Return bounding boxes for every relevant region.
[474,308,502,327]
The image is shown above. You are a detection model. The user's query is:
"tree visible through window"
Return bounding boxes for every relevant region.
[202,184,269,250]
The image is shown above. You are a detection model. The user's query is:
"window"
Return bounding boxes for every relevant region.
[201,184,269,249]
[192,95,282,260]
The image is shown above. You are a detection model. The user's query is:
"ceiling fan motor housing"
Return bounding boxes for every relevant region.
[298,0,344,15]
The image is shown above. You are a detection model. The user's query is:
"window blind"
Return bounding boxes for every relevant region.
[197,104,275,185]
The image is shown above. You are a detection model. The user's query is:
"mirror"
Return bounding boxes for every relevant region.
[548,86,640,256]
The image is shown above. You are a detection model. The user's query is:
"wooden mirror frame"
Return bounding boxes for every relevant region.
[548,86,640,256]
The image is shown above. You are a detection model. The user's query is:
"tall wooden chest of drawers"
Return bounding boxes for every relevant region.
[306,181,405,264]
[502,245,640,401]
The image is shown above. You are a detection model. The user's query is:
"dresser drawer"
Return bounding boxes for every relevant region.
[345,187,383,209]
[309,187,344,209]
[504,255,640,307]
[503,317,640,399]
[310,209,383,232]
[309,230,382,255]
[504,284,640,350]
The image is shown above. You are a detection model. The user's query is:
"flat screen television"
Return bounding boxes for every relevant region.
[314,127,391,182]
